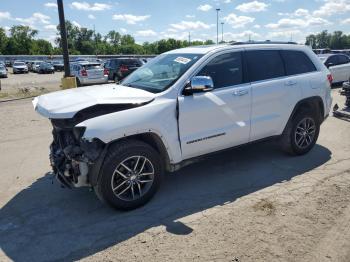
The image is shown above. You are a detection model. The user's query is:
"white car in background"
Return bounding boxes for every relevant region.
[70,62,109,86]
[318,54,350,84]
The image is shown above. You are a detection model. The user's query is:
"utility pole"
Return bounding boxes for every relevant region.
[216,8,221,45]
[94,24,98,56]
[188,32,191,46]
[221,22,224,43]
[57,0,70,77]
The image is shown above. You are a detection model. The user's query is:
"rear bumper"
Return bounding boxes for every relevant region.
[79,76,108,85]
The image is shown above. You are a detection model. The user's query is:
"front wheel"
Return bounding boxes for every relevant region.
[280,110,320,155]
[94,140,162,210]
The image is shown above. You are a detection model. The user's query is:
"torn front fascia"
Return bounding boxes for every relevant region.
[50,126,105,188]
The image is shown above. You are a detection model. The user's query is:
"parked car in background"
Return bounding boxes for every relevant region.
[52,60,64,71]
[5,60,12,67]
[0,64,8,78]
[31,61,42,72]
[105,58,143,82]
[33,42,332,210]
[70,61,108,86]
[38,62,55,74]
[319,54,350,84]
[12,61,29,74]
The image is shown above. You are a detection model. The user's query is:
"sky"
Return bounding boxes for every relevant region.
[0,0,349,45]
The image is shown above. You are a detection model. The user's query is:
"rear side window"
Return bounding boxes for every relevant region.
[198,52,243,89]
[246,50,285,82]
[281,50,316,75]
[326,55,338,65]
[84,64,102,70]
[338,55,350,64]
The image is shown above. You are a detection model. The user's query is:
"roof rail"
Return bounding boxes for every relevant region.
[230,40,298,45]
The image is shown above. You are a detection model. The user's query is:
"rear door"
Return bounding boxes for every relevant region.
[336,55,350,82]
[327,55,342,82]
[247,49,292,141]
[179,50,251,159]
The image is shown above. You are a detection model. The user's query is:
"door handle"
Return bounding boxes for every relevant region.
[233,89,249,96]
[285,80,297,86]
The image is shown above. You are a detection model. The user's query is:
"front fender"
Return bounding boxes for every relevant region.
[76,98,182,164]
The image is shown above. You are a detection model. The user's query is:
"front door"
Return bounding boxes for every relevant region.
[178,51,251,160]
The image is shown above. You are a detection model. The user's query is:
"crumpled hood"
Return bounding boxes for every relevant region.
[33,84,156,119]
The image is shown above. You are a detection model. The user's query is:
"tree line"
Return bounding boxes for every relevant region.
[0,21,214,56]
[305,30,350,49]
[1,23,350,56]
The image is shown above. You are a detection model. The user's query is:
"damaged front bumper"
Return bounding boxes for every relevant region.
[50,121,105,188]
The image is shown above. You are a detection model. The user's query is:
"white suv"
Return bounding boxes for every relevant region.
[33,42,333,210]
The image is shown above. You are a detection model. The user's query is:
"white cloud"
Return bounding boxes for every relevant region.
[197,4,213,12]
[70,2,111,11]
[44,2,57,8]
[112,14,151,25]
[160,31,189,40]
[341,18,350,24]
[265,16,331,29]
[266,30,301,39]
[170,20,213,31]
[135,30,157,37]
[120,28,127,33]
[253,24,261,28]
[88,14,96,19]
[223,13,255,28]
[294,8,309,17]
[186,15,195,18]
[236,1,268,13]
[313,0,350,17]
[72,21,82,28]
[0,11,11,21]
[223,30,261,42]
[15,13,51,25]
[44,24,57,31]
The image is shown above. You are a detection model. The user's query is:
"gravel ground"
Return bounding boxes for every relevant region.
[0,68,63,98]
[0,89,349,262]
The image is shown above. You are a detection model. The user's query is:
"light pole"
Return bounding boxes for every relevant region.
[216,8,221,45]
[221,22,224,43]
[57,0,70,77]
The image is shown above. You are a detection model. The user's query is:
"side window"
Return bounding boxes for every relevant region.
[338,55,350,64]
[281,50,317,75]
[197,52,243,89]
[326,55,338,66]
[246,50,285,82]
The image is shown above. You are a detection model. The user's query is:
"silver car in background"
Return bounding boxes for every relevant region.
[13,61,29,74]
[70,62,109,86]
[0,64,8,78]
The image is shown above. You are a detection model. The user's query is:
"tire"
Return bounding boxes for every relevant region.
[114,75,119,83]
[94,139,162,210]
[76,78,81,87]
[280,109,320,155]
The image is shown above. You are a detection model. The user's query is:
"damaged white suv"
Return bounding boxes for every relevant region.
[33,42,333,210]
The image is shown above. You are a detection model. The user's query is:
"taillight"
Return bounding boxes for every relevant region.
[327,74,333,85]
[80,69,88,77]
[120,65,128,73]
[104,68,109,76]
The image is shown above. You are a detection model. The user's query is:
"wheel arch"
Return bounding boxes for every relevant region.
[89,132,172,186]
[286,96,325,128]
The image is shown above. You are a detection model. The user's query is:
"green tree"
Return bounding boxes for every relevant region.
[31,39,53,55]
[0,27,8,54]
[8,25,38,54]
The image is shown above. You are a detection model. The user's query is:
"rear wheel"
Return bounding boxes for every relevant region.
[280,109,320,155]
[94,140,162,210]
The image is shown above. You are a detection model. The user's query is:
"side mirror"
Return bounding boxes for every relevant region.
[326,62,334,68]
[183,76,214,96]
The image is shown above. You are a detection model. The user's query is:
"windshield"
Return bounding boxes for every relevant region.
[14,62,25,66]
[122,53,203,93]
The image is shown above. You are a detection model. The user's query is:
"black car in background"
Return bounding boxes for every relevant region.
[105,58,143,82]
[52,60,64,71]
[38,62,55,74]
